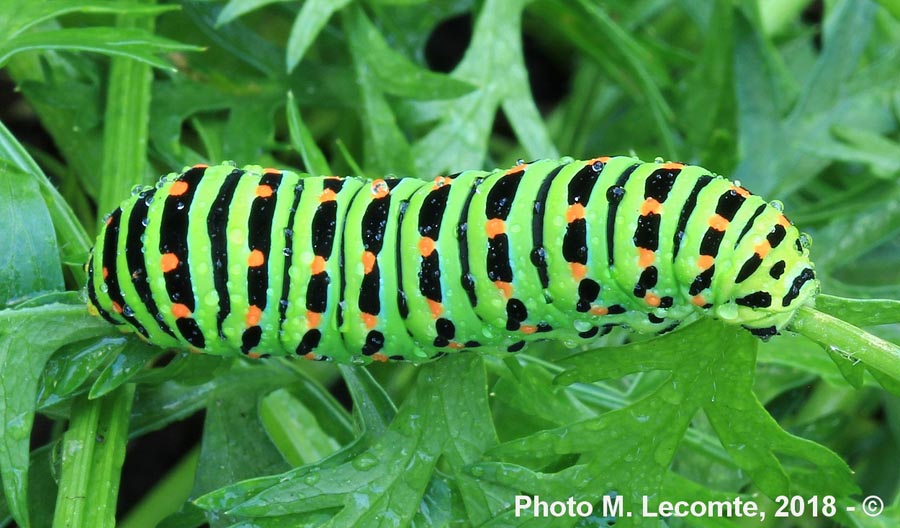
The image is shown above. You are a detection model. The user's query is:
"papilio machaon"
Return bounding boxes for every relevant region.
[86,156,818,363]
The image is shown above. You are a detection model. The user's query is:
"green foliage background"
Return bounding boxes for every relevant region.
[1,0,900,526]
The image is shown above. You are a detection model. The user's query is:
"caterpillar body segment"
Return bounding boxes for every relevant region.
[86,157,819,362]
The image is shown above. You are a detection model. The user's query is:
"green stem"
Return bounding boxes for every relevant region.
[97,1,157,220]
[791,306,900,382]
[53,384,135,528]
[118,445,200,528]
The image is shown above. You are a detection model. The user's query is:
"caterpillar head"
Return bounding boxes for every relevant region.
[717,214,818,339]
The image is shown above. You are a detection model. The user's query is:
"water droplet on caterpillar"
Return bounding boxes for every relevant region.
[798,232,812,249]
[606,186,625,203]
[654,156,665,164]
[223,160,237,167]
[573,320,593,332]
[769,199,784,212]
[591,160,604,172]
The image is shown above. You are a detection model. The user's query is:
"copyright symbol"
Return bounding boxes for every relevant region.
[862,495,883,517]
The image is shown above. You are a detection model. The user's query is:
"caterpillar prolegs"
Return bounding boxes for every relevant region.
[86,156,819,363]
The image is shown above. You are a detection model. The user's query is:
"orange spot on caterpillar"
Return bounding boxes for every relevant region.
[570,263,586,280]
[566,203,586,223]
[659,161,684,169]
[248,352,261,359]
[432,176,451,190]
[319,189,337,202]
[494,280,513,298]
[708,214,729,232]
[449,342,465,350]
[171,303,191,318]
[754,241,771,259]
[428,299,443,319]
[778,214,790,227]
[372,353,389,362]
[587,156,611,165]
[371,179,389,199]
[169,181,189,196]
[697,255,714,270]
[303,352,316,360]
[418,237,435,257]
[111,301,123,314]
[520,325,537,335]
[361,312,377,329]
[590,306,609,316]
[692,295,707,307]
[246,305,262,327]
[102,267,109,280]
[188,346,203,354]
[306,310,321,328]
[105,215,113,226]
[485,218,505,238]
[638,248,655,268]
[192,164,209,169]
[161,253,179,272]
[732,185,751,198]
[641,198,662,216]
[506,163,527,174]
[248,249,265,267]
[263,167,281,175]
[255,184,273,198]
[311,255,326,275]
[362,250,376,274]
[645,293,661,307]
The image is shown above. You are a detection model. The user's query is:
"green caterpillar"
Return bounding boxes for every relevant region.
[86,156,818,363]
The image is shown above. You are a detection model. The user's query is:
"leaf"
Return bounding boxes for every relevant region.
[260,388,342,467]
[0,27,201,70]
[216,0,289,26]
[344,6,415,176]
[0,161,64,304]
[286,91,332,176]
[343,7,475,101]
[0,0,178,38]
[286,0,352,72]
[411,0,557,175]
[0,300,114,527]
[88,340,161,399]
[195,355,506,525]
[481,320,856,527]
[0,123,91,282]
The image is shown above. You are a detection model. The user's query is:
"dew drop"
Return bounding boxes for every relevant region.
[591,160,604,172]
[654,156,665,164]
[606,186,625,203]
[798,232,812,249]
[573,320,593,332]
[769,199,784,212]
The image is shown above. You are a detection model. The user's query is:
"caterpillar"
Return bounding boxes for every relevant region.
[86,156,818,363]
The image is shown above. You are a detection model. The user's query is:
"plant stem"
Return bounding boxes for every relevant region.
[53,384,135,528]
[792,306,900,382]
[118,445,200,528]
